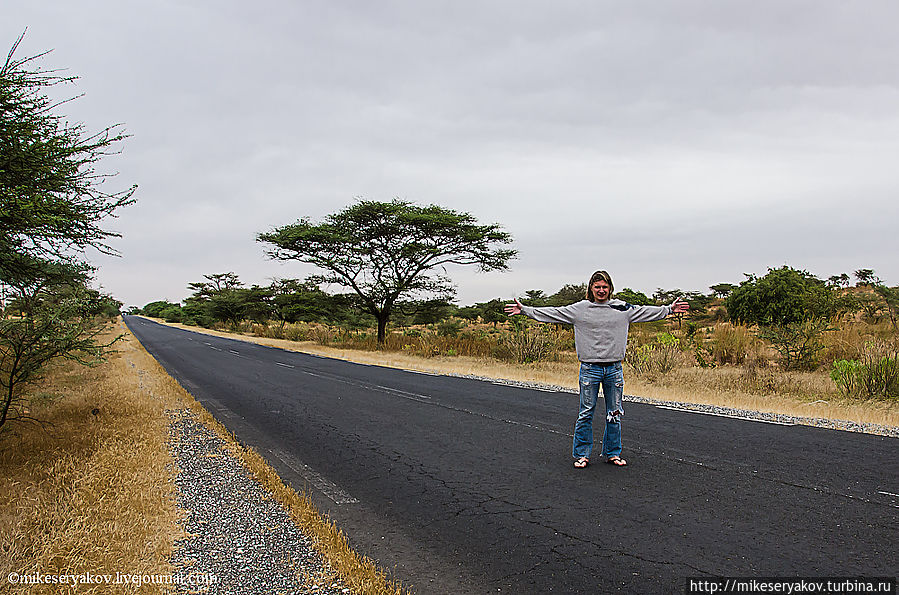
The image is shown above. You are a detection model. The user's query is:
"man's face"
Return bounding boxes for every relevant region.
[591,280,611,302]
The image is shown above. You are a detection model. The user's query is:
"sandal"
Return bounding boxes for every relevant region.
[574,457,589,468]
[606,456,627,467]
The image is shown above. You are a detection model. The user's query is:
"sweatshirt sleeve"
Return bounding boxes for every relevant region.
[626,304,672,323]
[519,302,582,326]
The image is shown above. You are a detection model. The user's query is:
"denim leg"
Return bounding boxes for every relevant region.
[572,366,599,459]
[600,363,625,458]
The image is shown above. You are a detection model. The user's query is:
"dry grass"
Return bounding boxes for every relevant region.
[0,319,407,595]
[0,321,185,594]
[156,318,899,430]
[626,368,899,429]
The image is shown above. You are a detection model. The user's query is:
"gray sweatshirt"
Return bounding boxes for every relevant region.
[520,299,672,363]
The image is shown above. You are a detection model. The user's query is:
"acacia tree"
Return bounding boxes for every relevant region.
[0,34,136,282]
[1,34,134,431]
[258,199,516,344]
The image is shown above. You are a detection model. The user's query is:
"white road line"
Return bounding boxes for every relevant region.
[275,362,294,368]
[202,398,237,420]
[376,385,432,400]
[654,404,794,425]
[878,490,899,498]
[269,448,358,505]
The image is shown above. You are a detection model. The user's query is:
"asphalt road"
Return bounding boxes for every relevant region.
[124,316,898,593]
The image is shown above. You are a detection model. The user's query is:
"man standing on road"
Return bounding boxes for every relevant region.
[504,270,689,469]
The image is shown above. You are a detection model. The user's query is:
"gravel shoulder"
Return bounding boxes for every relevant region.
[168,409,350,595]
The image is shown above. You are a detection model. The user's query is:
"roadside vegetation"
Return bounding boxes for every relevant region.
[0,322,409,594]
[138,266,899,429]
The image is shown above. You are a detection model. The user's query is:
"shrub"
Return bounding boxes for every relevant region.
[831,339,899,400]
[711,323,755,365]
[725,266,838,326]
[500,319,561,364]
[626,332,686,378]
[162,306,182,323]
[283,323,309,342]
[310,325,337,346]
[436,319,463,337]
[759,319,831,371]
[830,359,862,398]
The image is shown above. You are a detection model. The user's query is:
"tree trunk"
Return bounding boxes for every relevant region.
[376,314,389,346]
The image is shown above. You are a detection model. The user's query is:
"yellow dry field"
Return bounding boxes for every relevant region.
[0,321,405,595]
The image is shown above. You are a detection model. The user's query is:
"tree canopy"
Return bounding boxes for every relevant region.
[0,34,135,284]
[724,266,838,326]
[258,199,516,343]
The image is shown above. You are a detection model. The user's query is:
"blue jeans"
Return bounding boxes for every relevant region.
[573,362,624,459]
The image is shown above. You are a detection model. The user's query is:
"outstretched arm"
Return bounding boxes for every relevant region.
[628,296,690,323]
[670,297,689,314]
[505,298,580,325]
[503,298,524,316]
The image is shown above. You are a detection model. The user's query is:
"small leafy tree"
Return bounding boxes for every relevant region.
[1,263,118,428]
[141,300,180,318]
[548,284,587,306]
[759,319,832,371]
[187,272,243,299]
[616,287,654,305]
[725,267,842,371]
[709,283,737,298]
[258,199,516,344]
[827,273,851,289]
[521,289,548,306]
[873,285,899,330]
[457,299,506,326]
[854,269,880,287]
[725,266,838,326]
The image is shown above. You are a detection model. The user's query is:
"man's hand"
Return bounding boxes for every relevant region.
[670,297,690,314]
[504,298,524,316]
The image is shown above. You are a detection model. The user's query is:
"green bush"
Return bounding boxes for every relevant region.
[725,266,838,326]
[437,319,463,337]
[831,340,899,400]
[161,305,182,323]
[830,359,862,397]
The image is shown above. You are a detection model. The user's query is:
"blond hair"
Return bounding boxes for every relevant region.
[586,270,614,302]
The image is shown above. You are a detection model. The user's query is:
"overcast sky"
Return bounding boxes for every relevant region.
[5,1,898,308]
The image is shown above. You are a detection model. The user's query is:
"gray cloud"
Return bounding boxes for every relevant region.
[5,1,898,307]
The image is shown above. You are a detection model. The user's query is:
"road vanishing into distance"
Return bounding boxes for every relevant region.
[124,316,898,593]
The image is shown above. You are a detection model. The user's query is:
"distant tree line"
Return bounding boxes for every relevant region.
[138,266,895,330]
[135,265,897,374]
